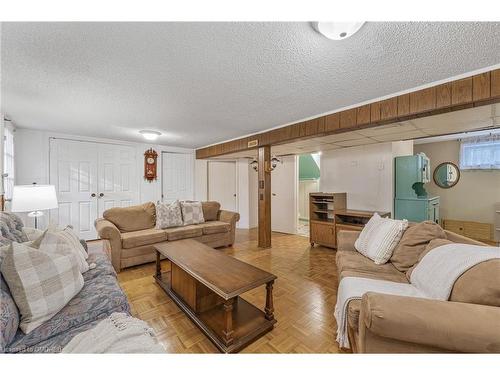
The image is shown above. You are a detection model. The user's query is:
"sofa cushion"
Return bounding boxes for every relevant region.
[121,229,167,249]
[336,250,407,283]
[165,225,203,241]
[200,221,230,235]
[390,221,446,272]
[450,259,500,307]
[0,274,19,352]
[7,271,129,353]
[103,202,156,232]
[202,201,220,221]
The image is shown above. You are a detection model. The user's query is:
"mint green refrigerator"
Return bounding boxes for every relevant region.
[394,153,440,223]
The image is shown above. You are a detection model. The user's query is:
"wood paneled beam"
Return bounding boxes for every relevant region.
[258,146,271,248]
[196,68,500,159]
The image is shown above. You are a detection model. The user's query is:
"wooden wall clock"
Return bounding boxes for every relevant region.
[144,148,158,182]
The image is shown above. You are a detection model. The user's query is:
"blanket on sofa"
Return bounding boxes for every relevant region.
[62,313,165,353]
[335,243,500,349]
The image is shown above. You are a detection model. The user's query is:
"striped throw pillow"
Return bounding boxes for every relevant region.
[0,241,84,334]
[356,215,408,264]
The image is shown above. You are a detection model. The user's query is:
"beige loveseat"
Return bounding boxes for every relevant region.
[336,228,500,353]
[95,201,239,272]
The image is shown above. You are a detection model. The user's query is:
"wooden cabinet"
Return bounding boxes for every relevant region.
[335,209,391,245]
[309,192,346,248]
[310,221,336,248]
[442,219,496,245]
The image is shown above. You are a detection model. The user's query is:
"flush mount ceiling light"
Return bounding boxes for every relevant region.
[139,130,162,141]
[312,22,366,40]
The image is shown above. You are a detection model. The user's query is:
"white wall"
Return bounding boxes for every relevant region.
[194,159,208,201]
[14,128,195,226]
[320,141,413,215]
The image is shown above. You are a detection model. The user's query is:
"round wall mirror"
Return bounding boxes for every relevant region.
[433,162,460,189]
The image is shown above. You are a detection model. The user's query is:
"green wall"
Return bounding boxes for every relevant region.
[299,154,320,180]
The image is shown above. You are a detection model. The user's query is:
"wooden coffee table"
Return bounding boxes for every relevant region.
[153,239,277,353]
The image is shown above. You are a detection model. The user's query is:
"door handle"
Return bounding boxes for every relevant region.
[272,193,276,196]
[233,194,236,197]
[99,193,104,198]
[91,193,96,198]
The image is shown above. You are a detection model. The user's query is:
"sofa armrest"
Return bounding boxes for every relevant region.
[337,230,360,252]
[95,218,122,272]
[359,292,500,353]
[218,210,240,226]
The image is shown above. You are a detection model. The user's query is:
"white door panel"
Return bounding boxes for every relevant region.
[49,139,98,240]
[271,155,297,234]
[162,152,194,202]
[208,161,237,212]
[97,143,138,218]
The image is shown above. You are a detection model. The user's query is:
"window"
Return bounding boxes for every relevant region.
[459,134,500,170]
[3,125,15,201]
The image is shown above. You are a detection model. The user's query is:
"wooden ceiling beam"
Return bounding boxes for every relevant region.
[196,68,500,159]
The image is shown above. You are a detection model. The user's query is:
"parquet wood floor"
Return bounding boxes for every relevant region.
[115,229,343,353]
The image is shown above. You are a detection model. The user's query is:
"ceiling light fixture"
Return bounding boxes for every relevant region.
[139,130,162,141]
[312,22,366,40]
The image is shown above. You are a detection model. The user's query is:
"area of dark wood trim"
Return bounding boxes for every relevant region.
[196,68,500,159]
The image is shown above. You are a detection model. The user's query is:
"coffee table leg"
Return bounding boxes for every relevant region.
[156,250,161,279]
[265,280,275,321]
[222,298,235,346]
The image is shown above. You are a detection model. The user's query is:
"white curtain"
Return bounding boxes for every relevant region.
[459,134,500,170]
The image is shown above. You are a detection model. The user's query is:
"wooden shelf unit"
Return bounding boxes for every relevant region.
[334,209,391,244]
[309,192,346,248]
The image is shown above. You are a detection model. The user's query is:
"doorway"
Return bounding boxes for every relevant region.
[297,153,321,237]
[207,161,237,211]
[49,138,138,240]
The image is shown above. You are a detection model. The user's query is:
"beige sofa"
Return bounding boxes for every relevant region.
[336,229,500,353]
[95,201,239,272]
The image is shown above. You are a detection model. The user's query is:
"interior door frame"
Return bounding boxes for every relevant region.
[207,160,238,213]
[160,151,195,202]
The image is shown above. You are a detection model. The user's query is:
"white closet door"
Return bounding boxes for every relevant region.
[49,139,99,240]
[97,143,139,218]
[208,161,237,211]
[162,152,194,202]
[271,155,298,234]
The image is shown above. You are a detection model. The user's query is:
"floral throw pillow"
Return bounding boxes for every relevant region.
[156,200,183,229]
[180,201,205,225]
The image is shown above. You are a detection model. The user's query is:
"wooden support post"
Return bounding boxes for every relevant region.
[258,146,272,248]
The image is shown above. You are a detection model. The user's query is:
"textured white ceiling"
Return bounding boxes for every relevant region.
[2,22,500,148]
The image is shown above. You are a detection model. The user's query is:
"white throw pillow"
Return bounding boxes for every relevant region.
[1,241,84,334]
[156,200,183,229]
[180,201,205,225]
[354,213,383,255]
[355,214,408,264]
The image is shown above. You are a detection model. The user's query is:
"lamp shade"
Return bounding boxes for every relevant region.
[11,185,59,213]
